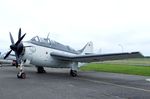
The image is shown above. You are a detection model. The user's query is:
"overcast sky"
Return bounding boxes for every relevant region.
[0,0,150,56]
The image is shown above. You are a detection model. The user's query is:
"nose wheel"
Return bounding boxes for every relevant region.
[17,72,26,79]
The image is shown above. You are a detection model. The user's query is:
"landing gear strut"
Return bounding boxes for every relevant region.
[37,66,46,73]
[17,62,26,79]
[70,69,77,77]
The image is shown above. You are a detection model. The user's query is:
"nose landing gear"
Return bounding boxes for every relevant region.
[17,71,26,79]
[17,61,26,79]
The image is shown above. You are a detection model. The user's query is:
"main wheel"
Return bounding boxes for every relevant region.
[37,66,46,73]
[70,70,77,77]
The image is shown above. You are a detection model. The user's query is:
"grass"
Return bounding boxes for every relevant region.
[80,63,150,76]
[103,58,150,66]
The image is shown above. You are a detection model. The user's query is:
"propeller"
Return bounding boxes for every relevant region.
[4,50,12,59]
[18,28,21,40]
[4,28,26,65]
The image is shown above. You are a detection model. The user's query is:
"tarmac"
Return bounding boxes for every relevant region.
[1,65,150,99]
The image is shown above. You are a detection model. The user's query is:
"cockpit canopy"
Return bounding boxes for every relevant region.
[31,36,50,43]
[30,36,79,54]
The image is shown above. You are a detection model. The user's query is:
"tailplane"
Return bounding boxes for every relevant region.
[78,42,93,55]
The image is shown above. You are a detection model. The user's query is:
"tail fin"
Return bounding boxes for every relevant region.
[78,42,93,55]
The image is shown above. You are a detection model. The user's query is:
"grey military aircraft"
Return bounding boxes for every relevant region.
[4,28,144,79]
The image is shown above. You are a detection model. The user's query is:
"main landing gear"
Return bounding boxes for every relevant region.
[70,62,78,77]
[37,66,46,73]
[70,69,77,77]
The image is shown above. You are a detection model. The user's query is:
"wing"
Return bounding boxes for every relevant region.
[50,52,144,62]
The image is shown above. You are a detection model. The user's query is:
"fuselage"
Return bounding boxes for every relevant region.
[22,36,79,68]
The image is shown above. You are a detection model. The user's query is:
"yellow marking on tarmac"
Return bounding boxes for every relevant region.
[77,77,150,93]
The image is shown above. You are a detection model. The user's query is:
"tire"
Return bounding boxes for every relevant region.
[21,73,26,79]
[70,70,77,77]
[17,72,26,79]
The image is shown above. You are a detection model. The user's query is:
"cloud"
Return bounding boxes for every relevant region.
[0,0,150,56]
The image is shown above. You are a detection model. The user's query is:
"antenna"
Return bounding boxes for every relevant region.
[47,32,50,39]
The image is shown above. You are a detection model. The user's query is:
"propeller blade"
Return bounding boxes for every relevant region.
[15,33,26,46]
[9,32,14,44]
[4,50,12,59]
[18,28,21,40]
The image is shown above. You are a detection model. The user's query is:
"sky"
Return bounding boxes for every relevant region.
[0,0,150,56]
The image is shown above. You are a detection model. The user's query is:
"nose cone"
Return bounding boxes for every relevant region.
[10,45,16,51]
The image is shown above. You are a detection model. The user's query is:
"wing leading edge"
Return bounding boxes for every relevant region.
[50,52,144,62]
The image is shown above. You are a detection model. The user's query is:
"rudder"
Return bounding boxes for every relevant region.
[79,42,93,55]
